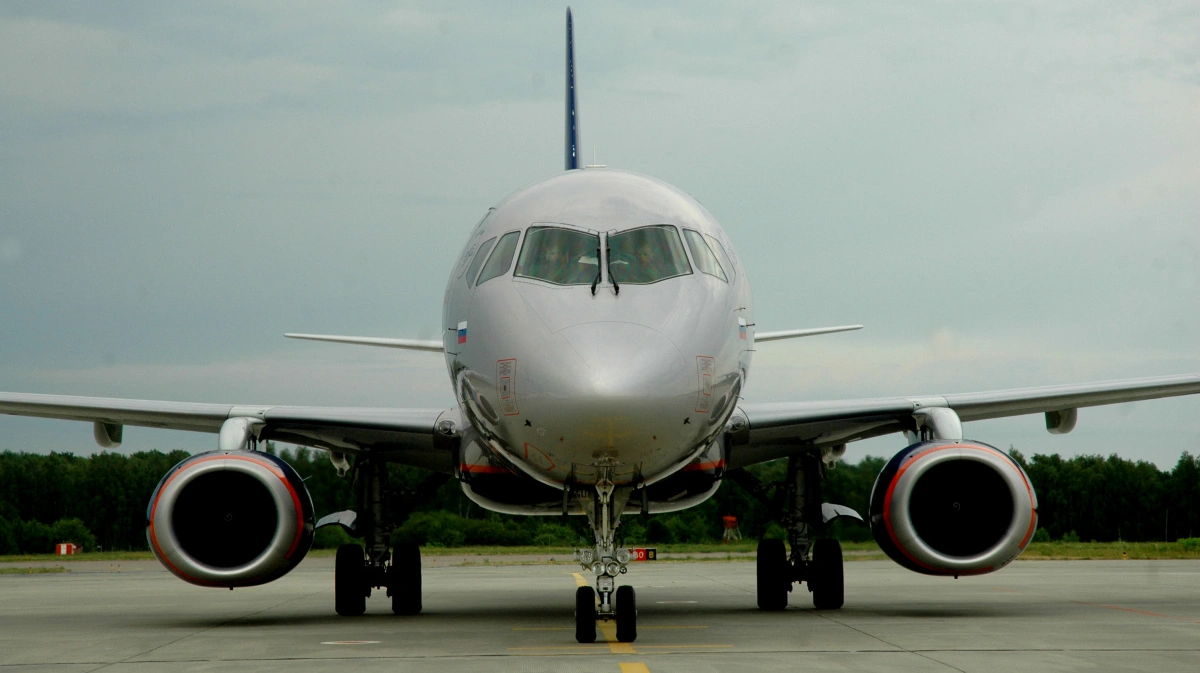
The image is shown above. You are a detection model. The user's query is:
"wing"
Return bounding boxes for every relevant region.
[0,392,458,473]
[284,333,444,352]
[754,325,863,341]
[728,373,1200,468]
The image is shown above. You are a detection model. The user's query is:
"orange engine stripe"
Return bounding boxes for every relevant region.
[148,453,306,582]
[882,443,1037,574]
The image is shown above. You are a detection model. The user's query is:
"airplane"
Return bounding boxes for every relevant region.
[3,8,1200,645]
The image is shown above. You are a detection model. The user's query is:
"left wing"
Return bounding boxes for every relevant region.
[0,392,458,473]
[727,373,1200,468]
[285,333,444,352]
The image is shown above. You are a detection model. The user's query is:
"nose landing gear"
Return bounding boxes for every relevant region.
[573,477,638,643]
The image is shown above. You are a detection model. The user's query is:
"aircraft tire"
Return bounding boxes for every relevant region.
[756,538,789,611]
[811,538,844,610]
[575,585,597,643]
[615,585,637,642]
[390,542,422,615]
[335,543,366,616]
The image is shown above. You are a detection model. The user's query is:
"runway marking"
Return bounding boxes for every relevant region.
[514,625,707,631]
[320,640,380,645]
[1070,599,1200,625]
[508,644,731,652]
[635,644,734,649]
[655,600,698,603]
[558,572,726,654]
[993,587,1200,625]
[599,621,637,653]
[620,664,650,673]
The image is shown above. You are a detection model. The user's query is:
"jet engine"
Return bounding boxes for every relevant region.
[869,440,1037,576]
[146,450,315,587]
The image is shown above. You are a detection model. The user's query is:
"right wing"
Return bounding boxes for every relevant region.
[0,392,459,473]
[728,373,1200,468]
[755,325,863,342]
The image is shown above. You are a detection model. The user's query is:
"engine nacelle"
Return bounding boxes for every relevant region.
[869,440,1037,576]
[146,451,314,588]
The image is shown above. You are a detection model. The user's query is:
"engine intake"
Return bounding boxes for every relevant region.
[146,451,314,587]
[869,440,1037,576]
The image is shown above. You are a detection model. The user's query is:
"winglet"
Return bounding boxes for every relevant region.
[565,7,580,170]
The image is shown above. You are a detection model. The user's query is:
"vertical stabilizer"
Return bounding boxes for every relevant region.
[565,8,580,170]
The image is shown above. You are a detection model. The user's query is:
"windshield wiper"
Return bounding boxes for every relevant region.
[606,245,619,295]
[591,246,602,295]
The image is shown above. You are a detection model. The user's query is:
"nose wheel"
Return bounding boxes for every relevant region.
[575,586,596,643]
[615,584,637,642]
[574,584,638,644]
[573,477,638,643]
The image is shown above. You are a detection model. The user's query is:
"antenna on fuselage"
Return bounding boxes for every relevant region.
[565,7,580,170]
[585,146,606,169]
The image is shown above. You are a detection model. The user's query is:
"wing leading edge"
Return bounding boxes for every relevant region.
[728,373,1200,469]
[0,392,458,473]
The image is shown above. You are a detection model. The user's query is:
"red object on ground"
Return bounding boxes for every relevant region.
[56,543,79,555]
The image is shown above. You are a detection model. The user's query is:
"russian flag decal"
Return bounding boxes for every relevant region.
[457,321,468,345]
[738,317,747,340]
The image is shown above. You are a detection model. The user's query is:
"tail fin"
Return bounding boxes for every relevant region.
[565,7,580,170]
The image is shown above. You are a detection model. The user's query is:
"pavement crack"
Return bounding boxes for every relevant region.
[81,590,323,672]
[808,610,967,672]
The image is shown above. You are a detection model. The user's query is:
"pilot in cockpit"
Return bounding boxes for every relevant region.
[533,231,596,285]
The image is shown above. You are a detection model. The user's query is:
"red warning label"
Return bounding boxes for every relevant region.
[496,359,519,416]
[695,356,715,413]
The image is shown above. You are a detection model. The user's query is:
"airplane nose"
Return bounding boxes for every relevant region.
[556,322,692,402]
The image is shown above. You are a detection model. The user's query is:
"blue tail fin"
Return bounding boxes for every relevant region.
[565,7,580,170]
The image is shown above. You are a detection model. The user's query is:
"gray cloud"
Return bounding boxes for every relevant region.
[0,1,1197,468]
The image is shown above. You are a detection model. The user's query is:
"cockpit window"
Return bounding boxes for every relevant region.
[515,227,600,285]
[465,236,496,287]
[682,229,728,282]
[705,233,735,281]
[608,225,691,285]
[476,231,521,286]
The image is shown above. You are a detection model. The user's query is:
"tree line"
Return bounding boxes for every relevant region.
[1,445,1198,554]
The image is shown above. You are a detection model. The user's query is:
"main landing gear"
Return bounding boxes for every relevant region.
[734,451,849,611]
[330,455,445,616]
[572,476,638,643]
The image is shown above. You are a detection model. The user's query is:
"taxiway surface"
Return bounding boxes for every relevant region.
[2,557,1198,672]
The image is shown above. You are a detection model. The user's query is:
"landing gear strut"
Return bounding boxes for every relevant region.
[738,451,846,610]
[572,475,637,643]
[332,455,444,616]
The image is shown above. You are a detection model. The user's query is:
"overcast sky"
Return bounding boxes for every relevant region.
[1,1,1198,469]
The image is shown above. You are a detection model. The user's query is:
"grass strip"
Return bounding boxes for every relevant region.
[0,566,69,574]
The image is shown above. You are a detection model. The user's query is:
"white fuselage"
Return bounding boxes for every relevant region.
[442,168,755,488]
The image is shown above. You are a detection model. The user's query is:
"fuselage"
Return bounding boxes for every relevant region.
[443,168,754,488]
